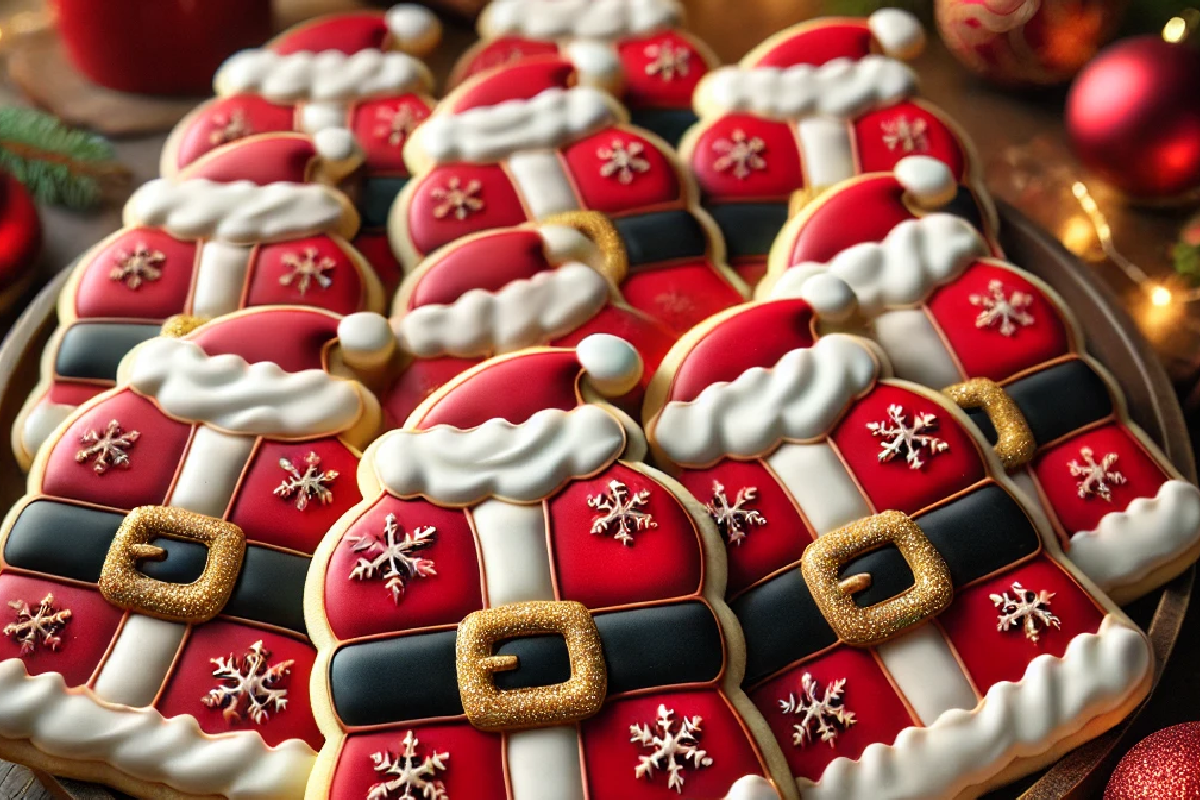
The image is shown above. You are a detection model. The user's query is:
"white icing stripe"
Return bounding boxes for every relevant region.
[375,406,625,505]
[872,310,964,390]
[701,57,916,119]
[299,102,348,136]
[481,0,681,39]
[190,242,251,318]
[507,727,585,800]
[167,427,255,518]
[765,442,869,535]
[1069,480,1200,591]
[563,40,624,87]
[795,118,856,190]
[474,500,556,607]
[216,49,428,102]
[874,626,978,726]
[418,88,616,165]
[805,617,1149,800]
[0,658,316,799]
[655,335,879,467]
[508,151,580,218]
[20,402,74,464]
[126,180,347,244]
[399,263,609,358]
[1009,469,1042,513]
[92,615,187,708]
[127,338,363,437]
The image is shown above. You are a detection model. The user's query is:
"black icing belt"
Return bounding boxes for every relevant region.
[613,210,710,272]
[733,483,1042,686]
[627,107,698,149]
[965,358,1114,449]
[705,203,791,261]
[3,499,309,634]
[54,322,163,382]
[330,600,724,728]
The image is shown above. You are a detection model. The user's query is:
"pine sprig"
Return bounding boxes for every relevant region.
[0,107,130,209]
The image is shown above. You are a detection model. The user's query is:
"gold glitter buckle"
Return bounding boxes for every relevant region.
[542,211,629,284]
[99,506,246,623]
[802,510,953,647]
[944,378,1036,470]
[456,600,606,732]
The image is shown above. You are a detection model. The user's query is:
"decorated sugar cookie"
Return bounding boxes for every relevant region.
[0,307,393,799]
[304,336,796,799]
[761,156,1200,603]
[12,136,384,471]
[384,213,678,423]
[679,10,987,285]
[449,0,718,145]
[392,61,746,334]
[642,301,1153,798]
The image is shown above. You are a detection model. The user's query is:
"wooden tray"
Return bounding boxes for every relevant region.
[0,203,1192,799]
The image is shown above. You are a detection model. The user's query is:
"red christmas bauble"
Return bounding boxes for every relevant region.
[1105,722,1200,798]
[0,171,41,295]
[1066,35,1200,201]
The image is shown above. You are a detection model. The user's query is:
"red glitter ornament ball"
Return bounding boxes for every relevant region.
[1104,722,1200,798]
[1066,35,1200,202]
[0,171,41,296]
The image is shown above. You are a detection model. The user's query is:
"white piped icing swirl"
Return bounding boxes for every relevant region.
[216,49,429,102]
[481,0,681,39]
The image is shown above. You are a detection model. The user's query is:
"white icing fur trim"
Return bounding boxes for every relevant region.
[418,87,617,164]
[804,616,1150,799]
[868,9,925,59]
[127,338,363,437]
[655,334,879,467]
[375,405,625,504]
[339,312,396,370]
[480,0,681,39]
[0,658,314,800]
[700,57,915,119]
[125,179,347,243]
[398,263,609,358]
[1069,480,1200,591]
[725,776,782,800]
[216,49,428,102]
[385,4,438,43]
[767,214,988,315]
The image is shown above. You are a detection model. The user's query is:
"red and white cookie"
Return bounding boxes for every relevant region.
[761,156,1200,603]
[450,0,718,145]
[305,334,796,799]
[392,61,746,334]
[642,301,1152,798]
[12,137,384,471]
[679,10,987,286]
[0,307,390,799]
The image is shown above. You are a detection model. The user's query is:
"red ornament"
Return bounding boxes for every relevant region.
[1066,35,1200,202]
[0,171,42,303]
[1105,722,1200,798]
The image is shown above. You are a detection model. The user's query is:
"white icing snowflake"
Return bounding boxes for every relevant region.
[279,247,335,295]
[598,140,651,184]
[712,129,767,180]
[75,419,140,475]
[866,404,949,470]
[991,582,1061,643]
[1068,447,1126,502]
[644,42,690,81]
[431,177,484,220]
[881,117,928,153]
[706,481,766,545]
[375,104,421,147]
[588,479,656,546]
[4,594,71,655]
[348,513,437,604]
[631,704,713,793]
[202,640,293,725]
[779,673,856,749]
[273,451,338,511]
[109,242,165,290]
[368,730,449,800]
[970,280,1035,336]
[209,108,252,146]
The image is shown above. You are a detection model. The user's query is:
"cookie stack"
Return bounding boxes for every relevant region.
[0,4,1192,799]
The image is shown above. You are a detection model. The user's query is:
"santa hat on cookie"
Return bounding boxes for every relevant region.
[269,3,441,57]
[442,56,589,113]
[178,129,362,187]
[743,8,925,68]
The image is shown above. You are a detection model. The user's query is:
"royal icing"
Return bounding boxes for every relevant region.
[480,0,681,40]
[217,49,429,102]
[385,4,439,42]
[866,8,926,59]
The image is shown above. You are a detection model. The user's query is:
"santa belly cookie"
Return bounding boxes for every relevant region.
[12,138,384,471]
[305,337,797,799]
[680,10,988,286]
[392,60,747,335]
[449,0,717,146]
[0,307,390,799]
[762,156,1200,603]
[642,301,1152,798]
[385,214,677,424]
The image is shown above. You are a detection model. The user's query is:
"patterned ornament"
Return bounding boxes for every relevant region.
[75,419,139,474]
[4,594,71,655]
[201,640,294,725]
[630,704,713,793]
[991,582,1061,642]
[1105,722,1200,799]
[867,405,950,469]
[588,479,656,545]
[368,730,449,800]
